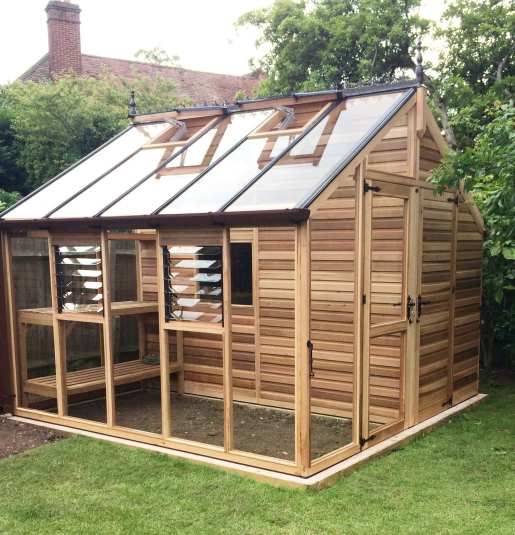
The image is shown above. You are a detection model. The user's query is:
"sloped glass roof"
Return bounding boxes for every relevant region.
[1,86,414,222]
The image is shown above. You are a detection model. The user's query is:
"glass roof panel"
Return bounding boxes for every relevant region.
[50,148,167,218]
[3,123,168,220]
[160,132,301,215]
[104,110,274,217]
[226,90,408,212]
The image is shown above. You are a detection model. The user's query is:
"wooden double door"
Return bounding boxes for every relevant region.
[361,179,420,446]
[359,178,461,447]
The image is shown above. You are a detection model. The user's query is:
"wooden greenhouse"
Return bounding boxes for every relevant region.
[0,79,485,485]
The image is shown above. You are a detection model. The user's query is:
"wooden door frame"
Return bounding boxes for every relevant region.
[360,178,419,447]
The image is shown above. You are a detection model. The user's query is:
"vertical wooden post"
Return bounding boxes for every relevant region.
[176,332,184,394]
[47,236,67,416]
[135,239,146,360]
[404,186,421,427]
[353,164,366,446]
[252,228,261,402]
[156,230,171,437]
[222,227,233,451]
[360,176,373,439]
[101,231,115,427]
[294,221,310,473]
[447,199,459,405]
[0,232,18,411]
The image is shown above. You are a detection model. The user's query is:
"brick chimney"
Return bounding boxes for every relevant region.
[46,0,82,77]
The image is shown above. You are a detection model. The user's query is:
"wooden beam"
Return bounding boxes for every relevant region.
[155,230,171,437]
[222,227,233,452]
[47,237,67,416]
[404,186,421,427]
[353,164,366,446]
[100,231,115,427]
[360,180,373,439]
[252,228,261,402]
[294,221,311,473]
[416,87,427,138]
[407,105,420,179]
[0,232,18,411]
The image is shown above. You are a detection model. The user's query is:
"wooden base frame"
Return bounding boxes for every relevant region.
[11,393,486,489]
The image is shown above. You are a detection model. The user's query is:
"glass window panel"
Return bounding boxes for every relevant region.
[227,90,408,211]
[55,245,104,313]
[163,245,223,324]
[65,322,106,423]
[4,123,168,220]
[104,110,274,217]
[50,148,167,218]
[167,128,217,168]
[231,243,252,305]
[161,132,298,215]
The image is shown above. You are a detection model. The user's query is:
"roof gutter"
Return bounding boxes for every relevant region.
[0,209,310,233]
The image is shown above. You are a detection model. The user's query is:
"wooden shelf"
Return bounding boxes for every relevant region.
[24,359,181,397]
[17,301,158,326]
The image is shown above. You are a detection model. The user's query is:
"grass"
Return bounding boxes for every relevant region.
[0,379,513,535]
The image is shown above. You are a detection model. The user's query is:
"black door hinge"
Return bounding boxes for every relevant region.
[364,182,381,193]
[362,294,367,305]
[359,434,377,447]
[442,396,452,407]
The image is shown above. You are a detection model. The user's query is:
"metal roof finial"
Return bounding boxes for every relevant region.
[128,89,138,118]
[415,37,424,86]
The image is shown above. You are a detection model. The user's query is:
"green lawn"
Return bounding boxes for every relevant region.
[0,380,513,535]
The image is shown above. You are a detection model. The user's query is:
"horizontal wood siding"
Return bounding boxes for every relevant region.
[419,129,443,180]
[309,177,356,418]
[258,227,296,405]
[367,110,409,176]
[418,190,454,420]
[368,193,406,423]
[453,203,482,404]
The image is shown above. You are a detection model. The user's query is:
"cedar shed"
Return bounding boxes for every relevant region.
[0,79,485,485]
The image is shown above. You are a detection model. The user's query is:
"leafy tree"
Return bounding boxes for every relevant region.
[430,0,514,369]
[237,0,429,95]
[0,93,25,197]
[0,71,184,198]
[0,189,20,212]
[135,47,181,67]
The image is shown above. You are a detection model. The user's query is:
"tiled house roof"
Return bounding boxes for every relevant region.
[20,53,259,103]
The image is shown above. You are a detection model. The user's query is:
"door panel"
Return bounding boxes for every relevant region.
[362,180,413,445]
[418,189,455,420]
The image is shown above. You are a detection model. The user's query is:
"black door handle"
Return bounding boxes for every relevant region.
[307,340,314,377]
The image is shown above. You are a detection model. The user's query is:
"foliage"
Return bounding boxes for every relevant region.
[237,0,430,96]
[0,72,184,197]
[0,379,513,534]
[0,189,20,212]
[436,0,514,94]
[135,47,181,67]
[430,0,515,369]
